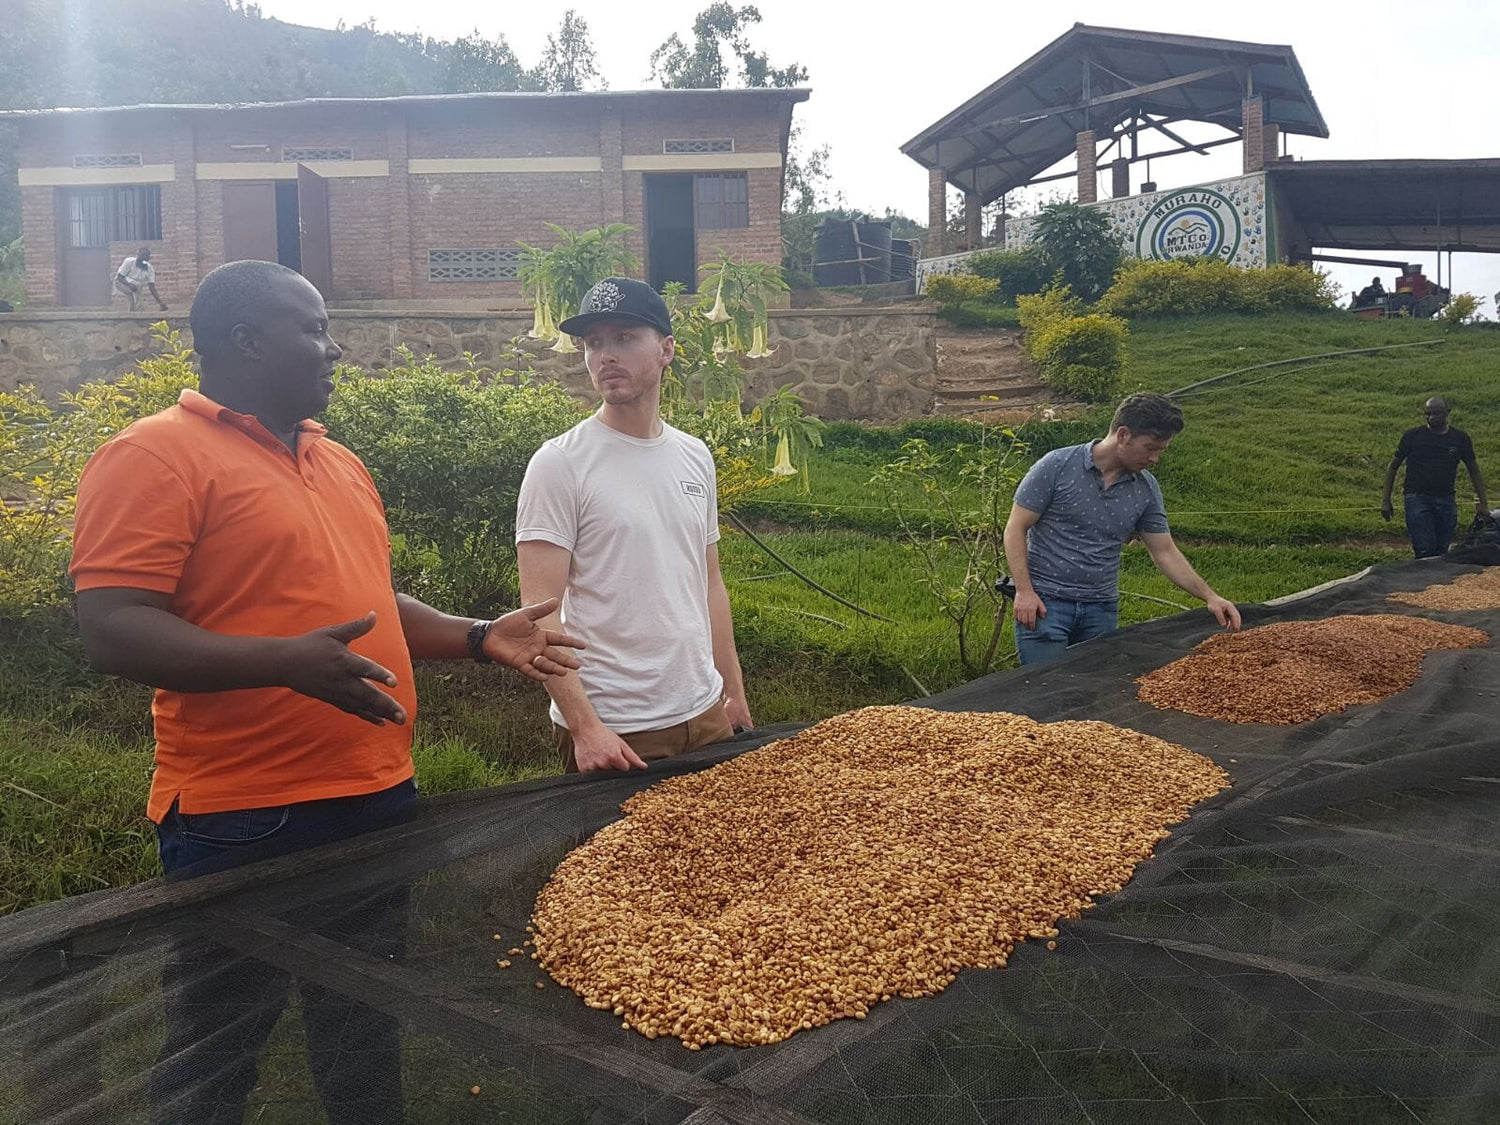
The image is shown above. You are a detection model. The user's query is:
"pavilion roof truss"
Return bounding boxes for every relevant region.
[902,25,1327,204]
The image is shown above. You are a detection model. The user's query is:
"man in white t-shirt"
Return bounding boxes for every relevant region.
[114,248,168,311]
[516,277,753,772]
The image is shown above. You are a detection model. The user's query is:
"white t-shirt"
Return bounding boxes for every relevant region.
[516,414,723,733]
[116,257,155,285]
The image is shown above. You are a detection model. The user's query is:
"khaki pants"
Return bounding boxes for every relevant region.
[554,698,733,773]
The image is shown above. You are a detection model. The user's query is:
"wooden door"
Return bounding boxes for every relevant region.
[222,182,278,264]
[296,165,332,297]
[56,190,112,307]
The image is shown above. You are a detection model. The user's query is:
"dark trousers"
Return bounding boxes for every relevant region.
[1404,493,1458,559]
[150,779,417,1125]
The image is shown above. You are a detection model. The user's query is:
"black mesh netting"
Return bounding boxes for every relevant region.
[3,555,1499,1124]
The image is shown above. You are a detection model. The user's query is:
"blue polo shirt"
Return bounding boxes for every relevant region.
[1013,441,1169,602]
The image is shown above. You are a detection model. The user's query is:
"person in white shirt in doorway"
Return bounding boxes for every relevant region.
[114,248,168,312]
[516,277,753,772]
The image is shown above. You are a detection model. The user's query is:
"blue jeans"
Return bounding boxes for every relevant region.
[1015,596,1119,666]
[1404,493,1458,559]
[152,779,417,1125]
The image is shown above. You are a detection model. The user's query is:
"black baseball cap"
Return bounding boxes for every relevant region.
[558,277,673,338]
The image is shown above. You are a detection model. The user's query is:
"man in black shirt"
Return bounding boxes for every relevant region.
[1381,397,1490,557]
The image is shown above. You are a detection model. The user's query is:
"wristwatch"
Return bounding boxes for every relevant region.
[466,618,495,663]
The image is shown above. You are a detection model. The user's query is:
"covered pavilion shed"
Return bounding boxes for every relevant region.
[1268,159,1500,286]
[903,24,1328,255]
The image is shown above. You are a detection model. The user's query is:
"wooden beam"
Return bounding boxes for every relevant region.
[950,64,1239,140]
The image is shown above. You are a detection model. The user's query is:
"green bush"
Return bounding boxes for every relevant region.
[321,353,588,617]
[1098,258,1338,317]
[1033,201,1122,303]
[0,324,197,617]
[1016,286,1083,329]
[1437,292,1484,326]
[924,272,999,307]
[963,247,1051,304]
[1017,287,1128,403]
[1028,314,1129,402]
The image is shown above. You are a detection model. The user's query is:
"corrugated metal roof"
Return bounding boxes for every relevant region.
[902,24,1326,204]
[0,87,811,120]
[1269,159,1500,253]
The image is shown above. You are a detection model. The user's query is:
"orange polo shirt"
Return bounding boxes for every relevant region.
[70,389,417,822]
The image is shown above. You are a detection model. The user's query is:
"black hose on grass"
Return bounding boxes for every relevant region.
[722,510,897,624]
[1165,339,1446,398]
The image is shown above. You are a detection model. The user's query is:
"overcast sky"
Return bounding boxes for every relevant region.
[252,0,1500,313]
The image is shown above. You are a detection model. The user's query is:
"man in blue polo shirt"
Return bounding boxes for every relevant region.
[1003,392,1241,665]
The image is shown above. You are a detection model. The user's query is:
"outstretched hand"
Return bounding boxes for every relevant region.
[282,611,407,725]
[1206,594,1242,632]
[483,597,585,681]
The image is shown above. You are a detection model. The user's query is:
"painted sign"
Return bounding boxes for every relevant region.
[1135,187,1242,261]
[916,173,1270,288]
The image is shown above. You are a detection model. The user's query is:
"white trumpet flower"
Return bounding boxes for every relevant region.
[705,277,732,323]
[745,320,773,359]
[770,433,797,476]
[528,288,554,339]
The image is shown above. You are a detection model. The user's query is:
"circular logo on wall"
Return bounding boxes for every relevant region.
[1135,188,1242,262]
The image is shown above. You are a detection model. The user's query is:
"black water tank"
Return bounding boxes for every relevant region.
[890,238,918,280]
[813,220,861,287]
[855,220,893,283]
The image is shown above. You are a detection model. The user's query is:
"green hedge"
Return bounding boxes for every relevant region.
[962,248,1051,305]
[1017,287,1128,403]
[1098,259,1339,317]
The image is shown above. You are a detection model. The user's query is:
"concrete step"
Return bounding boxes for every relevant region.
[936,376,1044,393]
[934,385,1052,406]
[934,397,1057,415]
[937,362,1037,383]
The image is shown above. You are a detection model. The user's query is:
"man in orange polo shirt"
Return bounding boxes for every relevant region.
[70,259,584,1125]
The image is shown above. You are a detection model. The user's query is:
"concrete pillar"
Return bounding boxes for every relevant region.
[1111,157,1129,198]
[1262,122,1281,166]
[964,192,982,250]
[928,167,947,257]
[1242,96,1266,174]
[386,112,413,300]
[1076,130,1097,204]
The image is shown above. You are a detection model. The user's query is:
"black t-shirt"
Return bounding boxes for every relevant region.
[1395,425,1476,496]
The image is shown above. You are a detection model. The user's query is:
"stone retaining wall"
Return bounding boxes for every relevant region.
[0,307,938,421]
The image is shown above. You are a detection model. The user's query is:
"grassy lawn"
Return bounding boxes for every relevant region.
[5,309,1493,912]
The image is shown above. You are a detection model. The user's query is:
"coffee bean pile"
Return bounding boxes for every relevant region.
[1389,567,1500,611]
[1137,614,1487,724]
[529,705,1226,1049]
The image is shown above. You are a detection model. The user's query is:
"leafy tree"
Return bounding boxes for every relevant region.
[649,4,807,89]
[442,30,534,94]
[1032,200,1122,303]
[533,10,604,92]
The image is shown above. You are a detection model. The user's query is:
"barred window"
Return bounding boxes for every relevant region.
[663,138,735,154]
[72,153,144,169]
[427,248,521,282]
[282,147,355,162]
[694,173,749,230]
[65,185,162,248]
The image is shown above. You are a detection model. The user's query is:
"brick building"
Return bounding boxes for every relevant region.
[6,88,808,308]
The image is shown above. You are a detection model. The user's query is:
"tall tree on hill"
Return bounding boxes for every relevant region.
[533,10,604,92]
[649,4,807,89]
[443,30,535,93]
